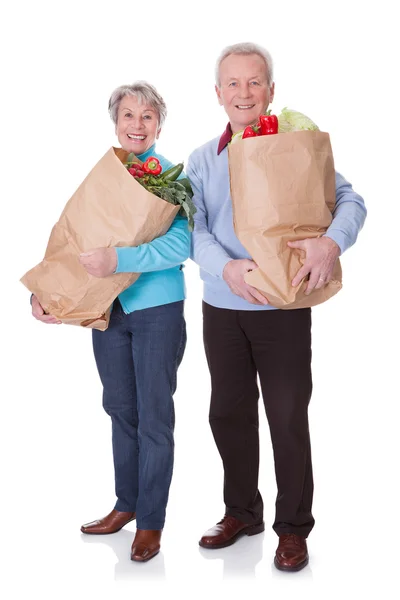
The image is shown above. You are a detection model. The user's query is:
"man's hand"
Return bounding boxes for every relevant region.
[288,237,341,295]
[31,294,62,324]
[79,248,117,278]
[223,259,268,305]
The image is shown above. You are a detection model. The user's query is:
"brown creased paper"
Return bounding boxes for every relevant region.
[20,147,179,330]
[228,131,342,309]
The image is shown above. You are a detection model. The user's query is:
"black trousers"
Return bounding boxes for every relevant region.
[203,301,314,537]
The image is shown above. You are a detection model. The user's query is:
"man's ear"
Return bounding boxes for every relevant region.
[215,84,223,106]
[269,82,275,104]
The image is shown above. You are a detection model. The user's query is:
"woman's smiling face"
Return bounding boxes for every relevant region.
[116,95,160,154]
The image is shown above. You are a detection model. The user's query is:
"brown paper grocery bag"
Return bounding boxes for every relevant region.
[228,131,342,309]
[21,147,179,329]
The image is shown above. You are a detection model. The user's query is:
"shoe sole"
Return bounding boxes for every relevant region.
[199,521,265,549]
[274,555,309,572]
[80,516,136,535]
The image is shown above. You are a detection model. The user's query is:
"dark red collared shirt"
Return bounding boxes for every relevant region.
[217,122,233,155]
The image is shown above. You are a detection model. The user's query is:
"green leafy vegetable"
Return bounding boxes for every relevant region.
[147,180,196,231]
[277,107,319,132]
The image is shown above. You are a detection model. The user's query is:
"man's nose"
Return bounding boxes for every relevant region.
[240,83,252,98]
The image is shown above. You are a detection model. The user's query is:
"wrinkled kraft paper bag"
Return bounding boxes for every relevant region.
[21,147,179,329]
[228,131,342,309]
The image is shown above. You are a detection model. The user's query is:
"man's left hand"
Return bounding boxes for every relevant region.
[288,237,340,295]
[79,247,117,277]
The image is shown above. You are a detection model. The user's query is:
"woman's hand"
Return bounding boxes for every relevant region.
[31,295,62,324]
[79,248,117,278]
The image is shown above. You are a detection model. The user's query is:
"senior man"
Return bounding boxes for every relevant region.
[187,42,366,572]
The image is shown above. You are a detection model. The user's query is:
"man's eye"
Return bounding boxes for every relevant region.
[229,82,237,87]
[250,81,260,86]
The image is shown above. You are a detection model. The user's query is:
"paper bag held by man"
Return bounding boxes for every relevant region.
[228,130,342,309]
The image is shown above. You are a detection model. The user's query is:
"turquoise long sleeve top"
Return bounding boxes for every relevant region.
[114,144,190,314]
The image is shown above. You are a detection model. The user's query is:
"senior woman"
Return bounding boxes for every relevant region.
[31,81,189,562]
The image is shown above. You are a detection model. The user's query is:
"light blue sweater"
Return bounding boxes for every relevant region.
[187,135,367,311]
[114,144,190,314]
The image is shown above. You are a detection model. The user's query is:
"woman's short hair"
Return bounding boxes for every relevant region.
[215,42,274,87]
[108,81,167,128]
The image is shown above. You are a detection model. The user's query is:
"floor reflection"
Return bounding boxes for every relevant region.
[198,531,265,579]
[80,529,166,581]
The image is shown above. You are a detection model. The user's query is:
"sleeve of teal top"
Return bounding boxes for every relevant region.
[324,172,367,255]
[114,215,190,273]
[187,151,232,279]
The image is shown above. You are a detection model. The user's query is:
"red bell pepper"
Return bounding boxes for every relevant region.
[242,125,260,139]
[258,114,278,135]
[142,156,162,175]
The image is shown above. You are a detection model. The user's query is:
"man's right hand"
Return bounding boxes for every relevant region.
[223,259,268,305]
[31,295,62,324]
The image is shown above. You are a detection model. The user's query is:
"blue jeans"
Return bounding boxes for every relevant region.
[92,299,186,530]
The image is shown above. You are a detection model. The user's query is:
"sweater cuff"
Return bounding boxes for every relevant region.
[114,247,138,274]
[213,254,232,279]
[323,231,345,256]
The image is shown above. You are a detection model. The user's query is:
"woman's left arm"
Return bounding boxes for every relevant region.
[115,215,190,273]
[80,216,190,277]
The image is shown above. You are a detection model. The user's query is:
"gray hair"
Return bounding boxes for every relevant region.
[108,81,167,128]
[215,42,274,87]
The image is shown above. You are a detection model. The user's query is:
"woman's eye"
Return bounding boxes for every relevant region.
[125,112,133,118]
[143,115,152,120]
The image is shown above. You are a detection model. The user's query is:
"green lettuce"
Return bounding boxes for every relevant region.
[230,130,245,144]
[277,107,319,132]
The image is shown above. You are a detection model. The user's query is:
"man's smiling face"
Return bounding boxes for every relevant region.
[216,53,274,134]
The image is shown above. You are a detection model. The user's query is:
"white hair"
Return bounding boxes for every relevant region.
[108,81,167,127]
[215,42,274,87]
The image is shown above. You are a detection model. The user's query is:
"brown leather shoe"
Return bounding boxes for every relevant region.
[130,529,162,562]
[199,515,265,549]
[81,509,136,535]
[274,534,309,571]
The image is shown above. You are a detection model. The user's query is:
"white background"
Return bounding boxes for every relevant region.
[1,0,399,598]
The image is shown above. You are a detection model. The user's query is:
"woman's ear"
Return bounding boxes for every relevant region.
[156,127,161,139]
